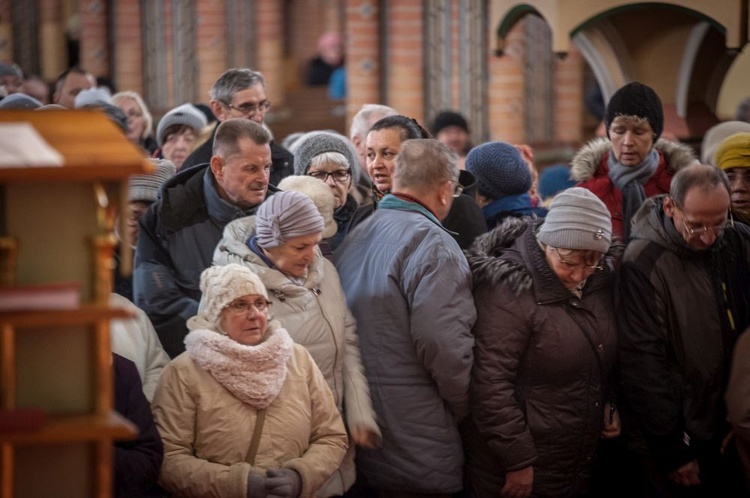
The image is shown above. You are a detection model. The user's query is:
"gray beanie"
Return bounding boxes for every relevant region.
[156,103,208,146]
[0,93,42,110]
[187,264,269,332]
[256,191,325,248]
[128,159,176,203]
[465,141,533,200]
[277,176,338,238]
[292,131,361,184]
[537,187,612,253]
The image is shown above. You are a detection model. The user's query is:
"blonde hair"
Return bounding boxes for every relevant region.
[112,91,154,141]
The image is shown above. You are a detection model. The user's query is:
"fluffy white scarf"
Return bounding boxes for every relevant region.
[184,321,294,409]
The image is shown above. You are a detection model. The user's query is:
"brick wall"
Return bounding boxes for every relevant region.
[195,0,227,106]
[488,21,526,144]
[112,0,142,95]
[256,0,285,106]
[387,0,423,121]
[79,0,108,77]
[554,46,584,145]
[345,1,381,128]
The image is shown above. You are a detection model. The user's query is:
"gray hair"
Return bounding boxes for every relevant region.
[393,139,458,191]
[670,163,730,207]
[111,91,154,140]
[209,68,266,104]
[350,103,397,141]
[309,151,349,170]
[213,119,271,158]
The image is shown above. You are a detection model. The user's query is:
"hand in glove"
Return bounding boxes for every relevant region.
[265,468,302,498]
[247,472,267,498]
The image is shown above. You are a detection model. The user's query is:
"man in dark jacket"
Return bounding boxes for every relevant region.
[181,67,293,186]
[134,119,276,357]
[619,164,750,496]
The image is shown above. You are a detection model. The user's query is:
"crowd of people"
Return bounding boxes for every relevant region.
[4,60,750,498]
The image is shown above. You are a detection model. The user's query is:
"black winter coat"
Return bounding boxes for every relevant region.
[464,218,618,497]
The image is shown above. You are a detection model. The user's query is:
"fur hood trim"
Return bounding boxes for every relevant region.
[184,320,293,409]
[466,217,624,295]
[570,137,698,182]
[466,217,536,294]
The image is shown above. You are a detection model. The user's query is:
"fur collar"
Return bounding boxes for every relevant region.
[570,137,698,183]
[466,217,536,294]
[184,321,293,409]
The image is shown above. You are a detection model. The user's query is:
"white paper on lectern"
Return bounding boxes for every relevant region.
[0,122,64,167]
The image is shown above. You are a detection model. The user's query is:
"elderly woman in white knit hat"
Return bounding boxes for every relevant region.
[292,130,362,249]
[151,263,347,498]
[213,191,380,497]
[464,187,620,498]
[154,103,208,170]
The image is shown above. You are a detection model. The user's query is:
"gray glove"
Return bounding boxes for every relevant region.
[247,472,267,498]
[265,468,302,498]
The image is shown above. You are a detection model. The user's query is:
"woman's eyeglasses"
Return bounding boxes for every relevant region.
[225,298,270,315]
[551,247,605,271]
[308,170,351,183]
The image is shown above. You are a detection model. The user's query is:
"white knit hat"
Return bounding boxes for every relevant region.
[156,103,208,146]
[277,175,337,238]
[187,264,269,332]
[74,87,112,108]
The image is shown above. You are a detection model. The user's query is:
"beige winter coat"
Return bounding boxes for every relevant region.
[152,334,348,498]
[214,216,380,495]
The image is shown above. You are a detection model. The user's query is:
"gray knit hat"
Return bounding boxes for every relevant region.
[277,176,338,238]
[156,103,208,146]
[292,131,360,184]
[0,93,42,110]
[256,191,325,248]
[465,141,532,200]
[538,187,612,253]
[187,264,269,332]
[128,159,176,203]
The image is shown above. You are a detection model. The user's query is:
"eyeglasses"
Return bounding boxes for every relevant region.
[678,209,734,239]
[551,246,605,271]
[308,170,351,183]
[224,298,270,315]
[224,100,272,115]
[450,180,464,198]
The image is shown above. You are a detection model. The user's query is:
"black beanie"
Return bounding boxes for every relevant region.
[605,82,663,141]
[431,110,469,136]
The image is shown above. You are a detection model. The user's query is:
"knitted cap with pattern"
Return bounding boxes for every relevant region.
[256,191,325,248]
[465,141,532,200]
[277,175,338,238]
[715,132,750,171]
[292,131,360,184]
[187,264,269,332]
[128,159,177,203]
[605,81,663,141]
[538,187,612,253]
[156,103,208,146]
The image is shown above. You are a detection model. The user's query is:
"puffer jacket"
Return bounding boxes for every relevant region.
[213,216,380,496]
[464,218,618,497]
[570,138,697,239]
[152,332,348,498]
[618,196,750,472]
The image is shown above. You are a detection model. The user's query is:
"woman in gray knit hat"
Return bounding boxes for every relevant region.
[213,191,380,497]
[464,187,620,498]
[292,130,361,249]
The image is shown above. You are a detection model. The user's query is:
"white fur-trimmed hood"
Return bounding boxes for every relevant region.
[570,137,698,183]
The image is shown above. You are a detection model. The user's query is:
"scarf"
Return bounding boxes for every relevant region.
[482,193,534,221]
[608,148,659,240]
[184,321,294,409]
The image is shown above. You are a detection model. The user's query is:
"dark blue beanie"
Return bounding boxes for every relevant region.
[465,141,532,200]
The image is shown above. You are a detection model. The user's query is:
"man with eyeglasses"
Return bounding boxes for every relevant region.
[134,119,278,358]
[181,67,294,186]
[618,164,750,496]
[335,139,476,496]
